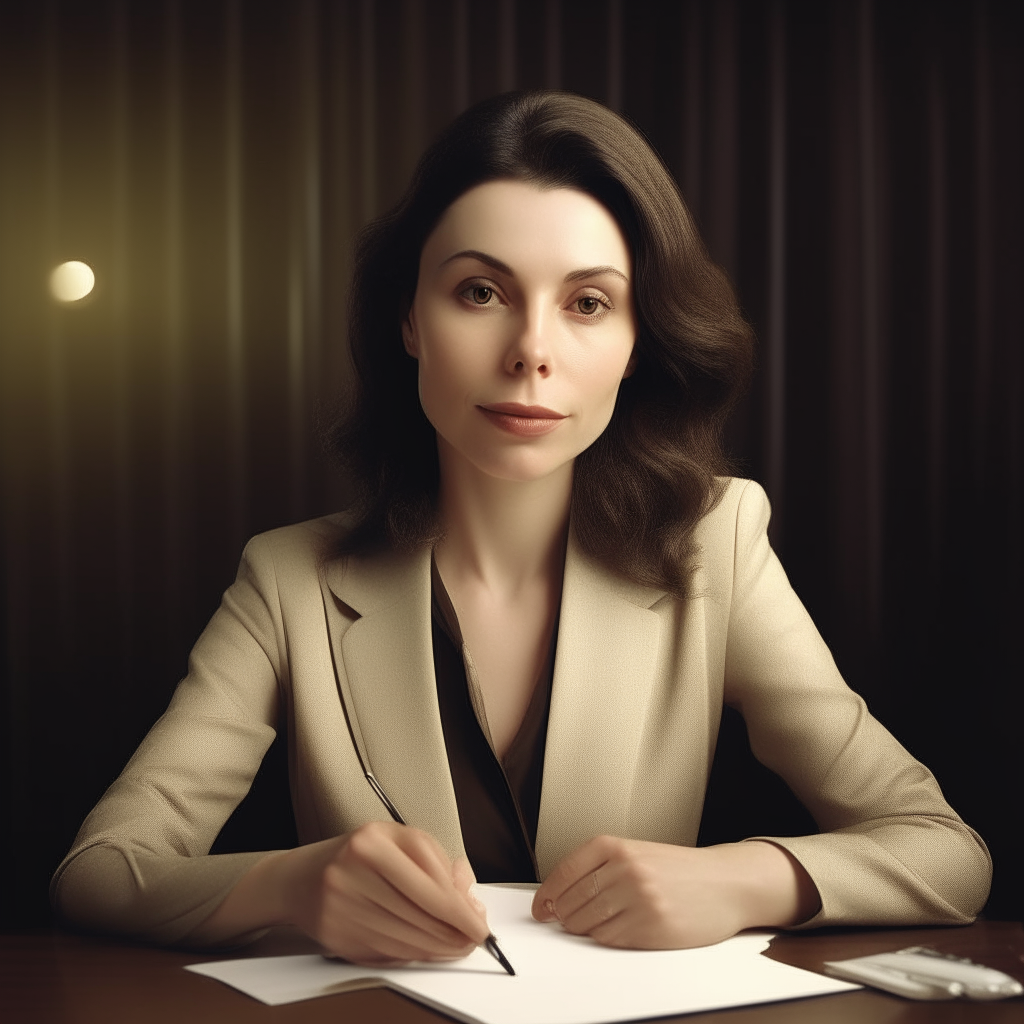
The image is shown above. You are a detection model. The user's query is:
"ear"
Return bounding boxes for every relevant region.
[401,306,419,358]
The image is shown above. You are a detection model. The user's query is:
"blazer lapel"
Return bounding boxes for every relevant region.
[322,547,465,860]
[535,534,666,877]
[319,533,676,875]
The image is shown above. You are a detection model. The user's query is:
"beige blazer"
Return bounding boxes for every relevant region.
[51,479,991,945]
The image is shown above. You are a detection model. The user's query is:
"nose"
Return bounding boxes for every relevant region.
[505,306,552,377]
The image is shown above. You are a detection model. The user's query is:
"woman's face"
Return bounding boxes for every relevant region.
[402,180,637,485]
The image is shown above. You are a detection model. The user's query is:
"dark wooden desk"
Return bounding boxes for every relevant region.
[3,922,1023,1024]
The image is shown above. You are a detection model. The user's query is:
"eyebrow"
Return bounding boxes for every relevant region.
[564,265,629,284]
[440,249,629,284]
[440,249,514,276]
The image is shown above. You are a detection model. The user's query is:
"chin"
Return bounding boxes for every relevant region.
[468,450,573,485]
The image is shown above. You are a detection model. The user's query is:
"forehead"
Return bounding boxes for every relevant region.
[421,180,632,275]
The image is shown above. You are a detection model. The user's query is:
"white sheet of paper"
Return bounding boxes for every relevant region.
[186,885,858,1023]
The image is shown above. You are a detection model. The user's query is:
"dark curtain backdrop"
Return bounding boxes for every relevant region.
[1,0,1021,929]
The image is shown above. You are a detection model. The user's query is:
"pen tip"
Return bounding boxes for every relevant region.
[485,934,516,977]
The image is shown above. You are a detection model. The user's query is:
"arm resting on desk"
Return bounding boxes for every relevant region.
[724,482,991,927]
[52,844,273,946]
[51,534,290,947]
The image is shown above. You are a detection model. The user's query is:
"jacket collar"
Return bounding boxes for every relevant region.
[322,533,669,875]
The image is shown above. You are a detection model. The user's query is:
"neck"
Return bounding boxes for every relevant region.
[434,439,571,595]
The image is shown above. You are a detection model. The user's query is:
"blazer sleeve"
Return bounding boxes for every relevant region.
[50,533,288,946]
[722,480,991,927]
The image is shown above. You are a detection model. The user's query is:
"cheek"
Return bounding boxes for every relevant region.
[573,345,634,411]
[418,311,500,391]
[418,337,462,397]
[413,321,482,422]
[412,313,453,388]
[416,356,455,429]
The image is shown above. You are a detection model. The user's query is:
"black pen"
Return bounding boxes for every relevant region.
[321,614,517,978]
[484,933,516,976]
[363,768,517,976]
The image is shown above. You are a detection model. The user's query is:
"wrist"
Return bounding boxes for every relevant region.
[727,841,821,930]
[258,846,303,928]
[192,848,294,944]
[272,837,345,929]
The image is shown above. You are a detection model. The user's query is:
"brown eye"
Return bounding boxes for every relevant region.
[577,296,600,315]
[471,286,493,304]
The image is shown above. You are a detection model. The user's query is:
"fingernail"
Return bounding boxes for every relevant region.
[544,898,559,921]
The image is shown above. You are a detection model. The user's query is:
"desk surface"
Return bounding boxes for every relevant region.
[3,921,1023,1024]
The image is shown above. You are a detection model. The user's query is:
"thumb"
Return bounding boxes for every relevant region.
[452,856,486,915]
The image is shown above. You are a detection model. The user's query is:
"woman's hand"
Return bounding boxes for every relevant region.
[287,822,489,964]
[200,822,489,964]
[532,837,820,950]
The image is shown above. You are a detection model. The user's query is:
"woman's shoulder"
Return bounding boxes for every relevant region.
[685,477,774,596]
[235,512,356,585]
[694,477,771,544]
[246,510,352,549]
[236,512,425,600]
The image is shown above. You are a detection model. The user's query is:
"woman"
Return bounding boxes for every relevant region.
[52,92,990,964]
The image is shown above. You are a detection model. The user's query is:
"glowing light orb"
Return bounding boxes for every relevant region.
[50,261,95,302]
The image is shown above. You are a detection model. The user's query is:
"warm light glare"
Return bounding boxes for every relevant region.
[50,260,95,303]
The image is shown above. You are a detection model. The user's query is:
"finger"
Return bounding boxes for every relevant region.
[385,833,489,940]
[394,827,463,888]
[586,912,635,948]
[451,856,486,915]
[329,866,475,949]
[360,917,476,962]
[344,828,488,943]
[554,870,630,937]
[330,912,476,964]
[324,926,461,967]
[451,855,476,894]
[533,836,616,921]
[377,854,488,943]
[324,935,411,967]
[324,877,481,956]
[553,866,606,924]
[327,849,478,948]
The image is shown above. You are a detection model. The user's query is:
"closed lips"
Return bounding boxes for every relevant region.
[478,404,568,436]
[479,403,566,418]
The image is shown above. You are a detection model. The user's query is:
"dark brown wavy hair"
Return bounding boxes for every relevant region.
[327,91,754,596]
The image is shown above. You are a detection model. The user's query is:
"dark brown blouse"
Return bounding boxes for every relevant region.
[430,558,556,882]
